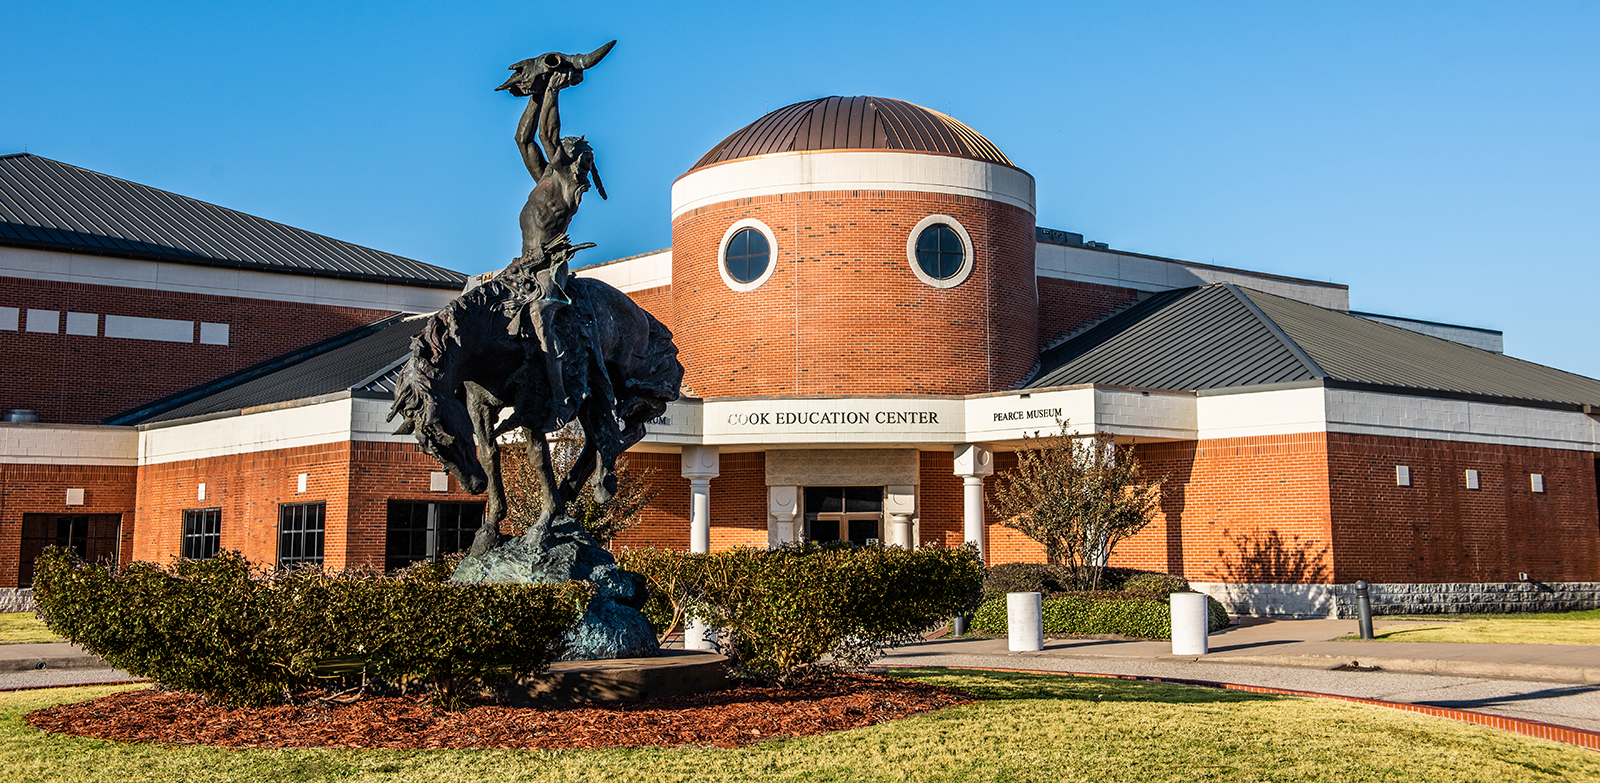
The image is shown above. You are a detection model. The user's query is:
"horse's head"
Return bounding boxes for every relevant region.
[388,358,489,495]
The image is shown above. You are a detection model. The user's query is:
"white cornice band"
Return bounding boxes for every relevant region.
[671,151,1037,219]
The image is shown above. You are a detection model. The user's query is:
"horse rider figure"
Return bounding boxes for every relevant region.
[496,41,614,424]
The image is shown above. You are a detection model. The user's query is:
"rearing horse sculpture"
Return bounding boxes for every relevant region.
[388,236,681,556]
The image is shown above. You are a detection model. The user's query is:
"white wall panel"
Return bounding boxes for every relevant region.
[0,423,138,466]
[574,251,672,293]
[105,314,193,343]
[199,322,230,345]
[1325,389,1600,451]
[1196,387,1328,439]
[25,309,58,333]
[1036,243,1350,310]
[671,151,1036,218]
[140,398,355,465]
[65,312,98,336]
[0,306,16,330]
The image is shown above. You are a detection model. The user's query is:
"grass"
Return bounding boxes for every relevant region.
[1347,608,1600,645]
[4,669,1600,782]
[0,612,59,645]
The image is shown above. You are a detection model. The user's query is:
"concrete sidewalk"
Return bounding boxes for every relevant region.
[882,617,1600,734]
[930,617,1600,684]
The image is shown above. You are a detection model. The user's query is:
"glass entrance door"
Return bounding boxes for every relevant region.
[803,486,883,546]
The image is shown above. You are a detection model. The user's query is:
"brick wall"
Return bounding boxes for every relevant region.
[133,442,353,569]
[670,190,1037,397]
[625,285,675,332]
[0,463,137,587]
[1036,277,1141,349]
[612,452,691,550]
[1,276,397,424]
[1325,432,1600,583]
[346,440,487,570]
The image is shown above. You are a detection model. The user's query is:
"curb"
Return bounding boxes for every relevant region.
[0,655,109,673]
[908,664,1600,753]
[1204,653,1600,684]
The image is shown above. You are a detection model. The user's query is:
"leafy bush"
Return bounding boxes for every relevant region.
[31,548,586,707]
[971,591,1230,639]
[982,562,1193,601]
[620,543,984,683]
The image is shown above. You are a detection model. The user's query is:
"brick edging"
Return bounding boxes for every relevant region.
[907,665,1600,752]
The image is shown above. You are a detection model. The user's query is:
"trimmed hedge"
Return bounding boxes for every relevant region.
[32,548,586,707]
[971,591,1231,639]
[620,543,984,682]
[982,562,1191,601]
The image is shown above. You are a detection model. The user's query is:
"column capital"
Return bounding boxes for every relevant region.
[681,445,720,479]
[953,443,994,477]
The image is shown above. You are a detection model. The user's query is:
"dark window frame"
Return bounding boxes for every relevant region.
[914,224,965,280]
[181,508,222,559]
[724,227,771,284]
[385,500,486,572]
[278,502,326,569]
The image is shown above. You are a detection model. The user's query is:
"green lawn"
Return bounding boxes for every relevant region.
[0,612,59,645]
[1351,609,1600,645]
[4,669,1598,782]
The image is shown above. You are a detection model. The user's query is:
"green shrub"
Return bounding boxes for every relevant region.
[971,591,1230,639]
[620,543,984,682]
[31,548,586,707]
[981,562,1193,601]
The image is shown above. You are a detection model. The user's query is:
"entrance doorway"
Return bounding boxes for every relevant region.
[803,486,882,546]
[19,513,121,587]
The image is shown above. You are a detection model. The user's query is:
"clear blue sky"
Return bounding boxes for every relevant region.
[4,2,1597,376]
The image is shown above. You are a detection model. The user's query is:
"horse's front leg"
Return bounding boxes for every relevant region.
[525,427,563,531]
[465,384,505,557]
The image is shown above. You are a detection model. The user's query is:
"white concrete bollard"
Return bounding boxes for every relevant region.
[1007,592,1044,652]
[684,618,713,651]
[1170,592,1209,655]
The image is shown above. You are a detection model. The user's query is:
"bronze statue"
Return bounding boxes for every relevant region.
[389,41,681,660]
[494,40,614,424]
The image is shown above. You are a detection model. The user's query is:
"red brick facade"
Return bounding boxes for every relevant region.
[1,275,399,424]
[670,190,1037,397]
[0,463,137,588]
[1036,277,1141,349]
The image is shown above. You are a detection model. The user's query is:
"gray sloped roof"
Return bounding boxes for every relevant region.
[0,153,465,289]
[1029,283,1600,410]
[109,315,425,425]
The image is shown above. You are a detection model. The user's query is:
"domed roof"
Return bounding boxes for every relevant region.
[689,96,1015,172]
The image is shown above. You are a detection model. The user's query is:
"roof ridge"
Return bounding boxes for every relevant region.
[0,154,466,284]
[1225,283,1328,379]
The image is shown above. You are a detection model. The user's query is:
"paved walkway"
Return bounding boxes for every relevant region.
[882,617,1600,734]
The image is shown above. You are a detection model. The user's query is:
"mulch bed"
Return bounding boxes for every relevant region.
[26,674,974,750]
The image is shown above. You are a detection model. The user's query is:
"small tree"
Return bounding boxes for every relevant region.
[504,422,660,548]
[988,420,1164,590]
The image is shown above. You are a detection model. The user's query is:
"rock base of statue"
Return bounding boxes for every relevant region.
[451,514,660,660]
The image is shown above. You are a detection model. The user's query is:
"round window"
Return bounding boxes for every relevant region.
[724,228,770,285]
[914,224,965,280]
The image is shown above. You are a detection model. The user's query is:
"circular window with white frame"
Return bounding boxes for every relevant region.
[907,214,975,288]
[718,218,779,292]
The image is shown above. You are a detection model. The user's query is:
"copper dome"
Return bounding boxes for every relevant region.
[688,96,1015,172]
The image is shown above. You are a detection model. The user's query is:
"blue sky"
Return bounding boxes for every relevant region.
[4,2,1598,375]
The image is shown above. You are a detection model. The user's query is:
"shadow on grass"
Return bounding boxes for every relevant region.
[889,667,1285,706]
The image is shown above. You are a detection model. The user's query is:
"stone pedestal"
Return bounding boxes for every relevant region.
[452,514,659,661]
[506,650,730,704]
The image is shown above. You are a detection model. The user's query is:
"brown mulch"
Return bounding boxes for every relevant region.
[25,674,974,750]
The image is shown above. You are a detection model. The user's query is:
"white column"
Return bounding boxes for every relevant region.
[769,485,798,547]
[886,485,916,549]
[681,446,720,651]
[953,444,994,562]
[681,446,720,555]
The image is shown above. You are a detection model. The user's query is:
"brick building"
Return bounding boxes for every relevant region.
[5,97,1598,617]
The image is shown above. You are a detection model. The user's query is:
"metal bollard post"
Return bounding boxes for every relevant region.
[1007,592,1043,652]
[1355,580,1374,640]
[1170,592,1209,655]
[951,614,968,638]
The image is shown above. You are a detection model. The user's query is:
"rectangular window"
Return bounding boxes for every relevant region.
[802,486,883,547]
[181,508,222,559]
[1396,465,1411,486]
[1465,469,1480,490]
[18,514,121,587]
[278,502,326,568]
[1531,473,1545,493]
[384,500,485,572]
